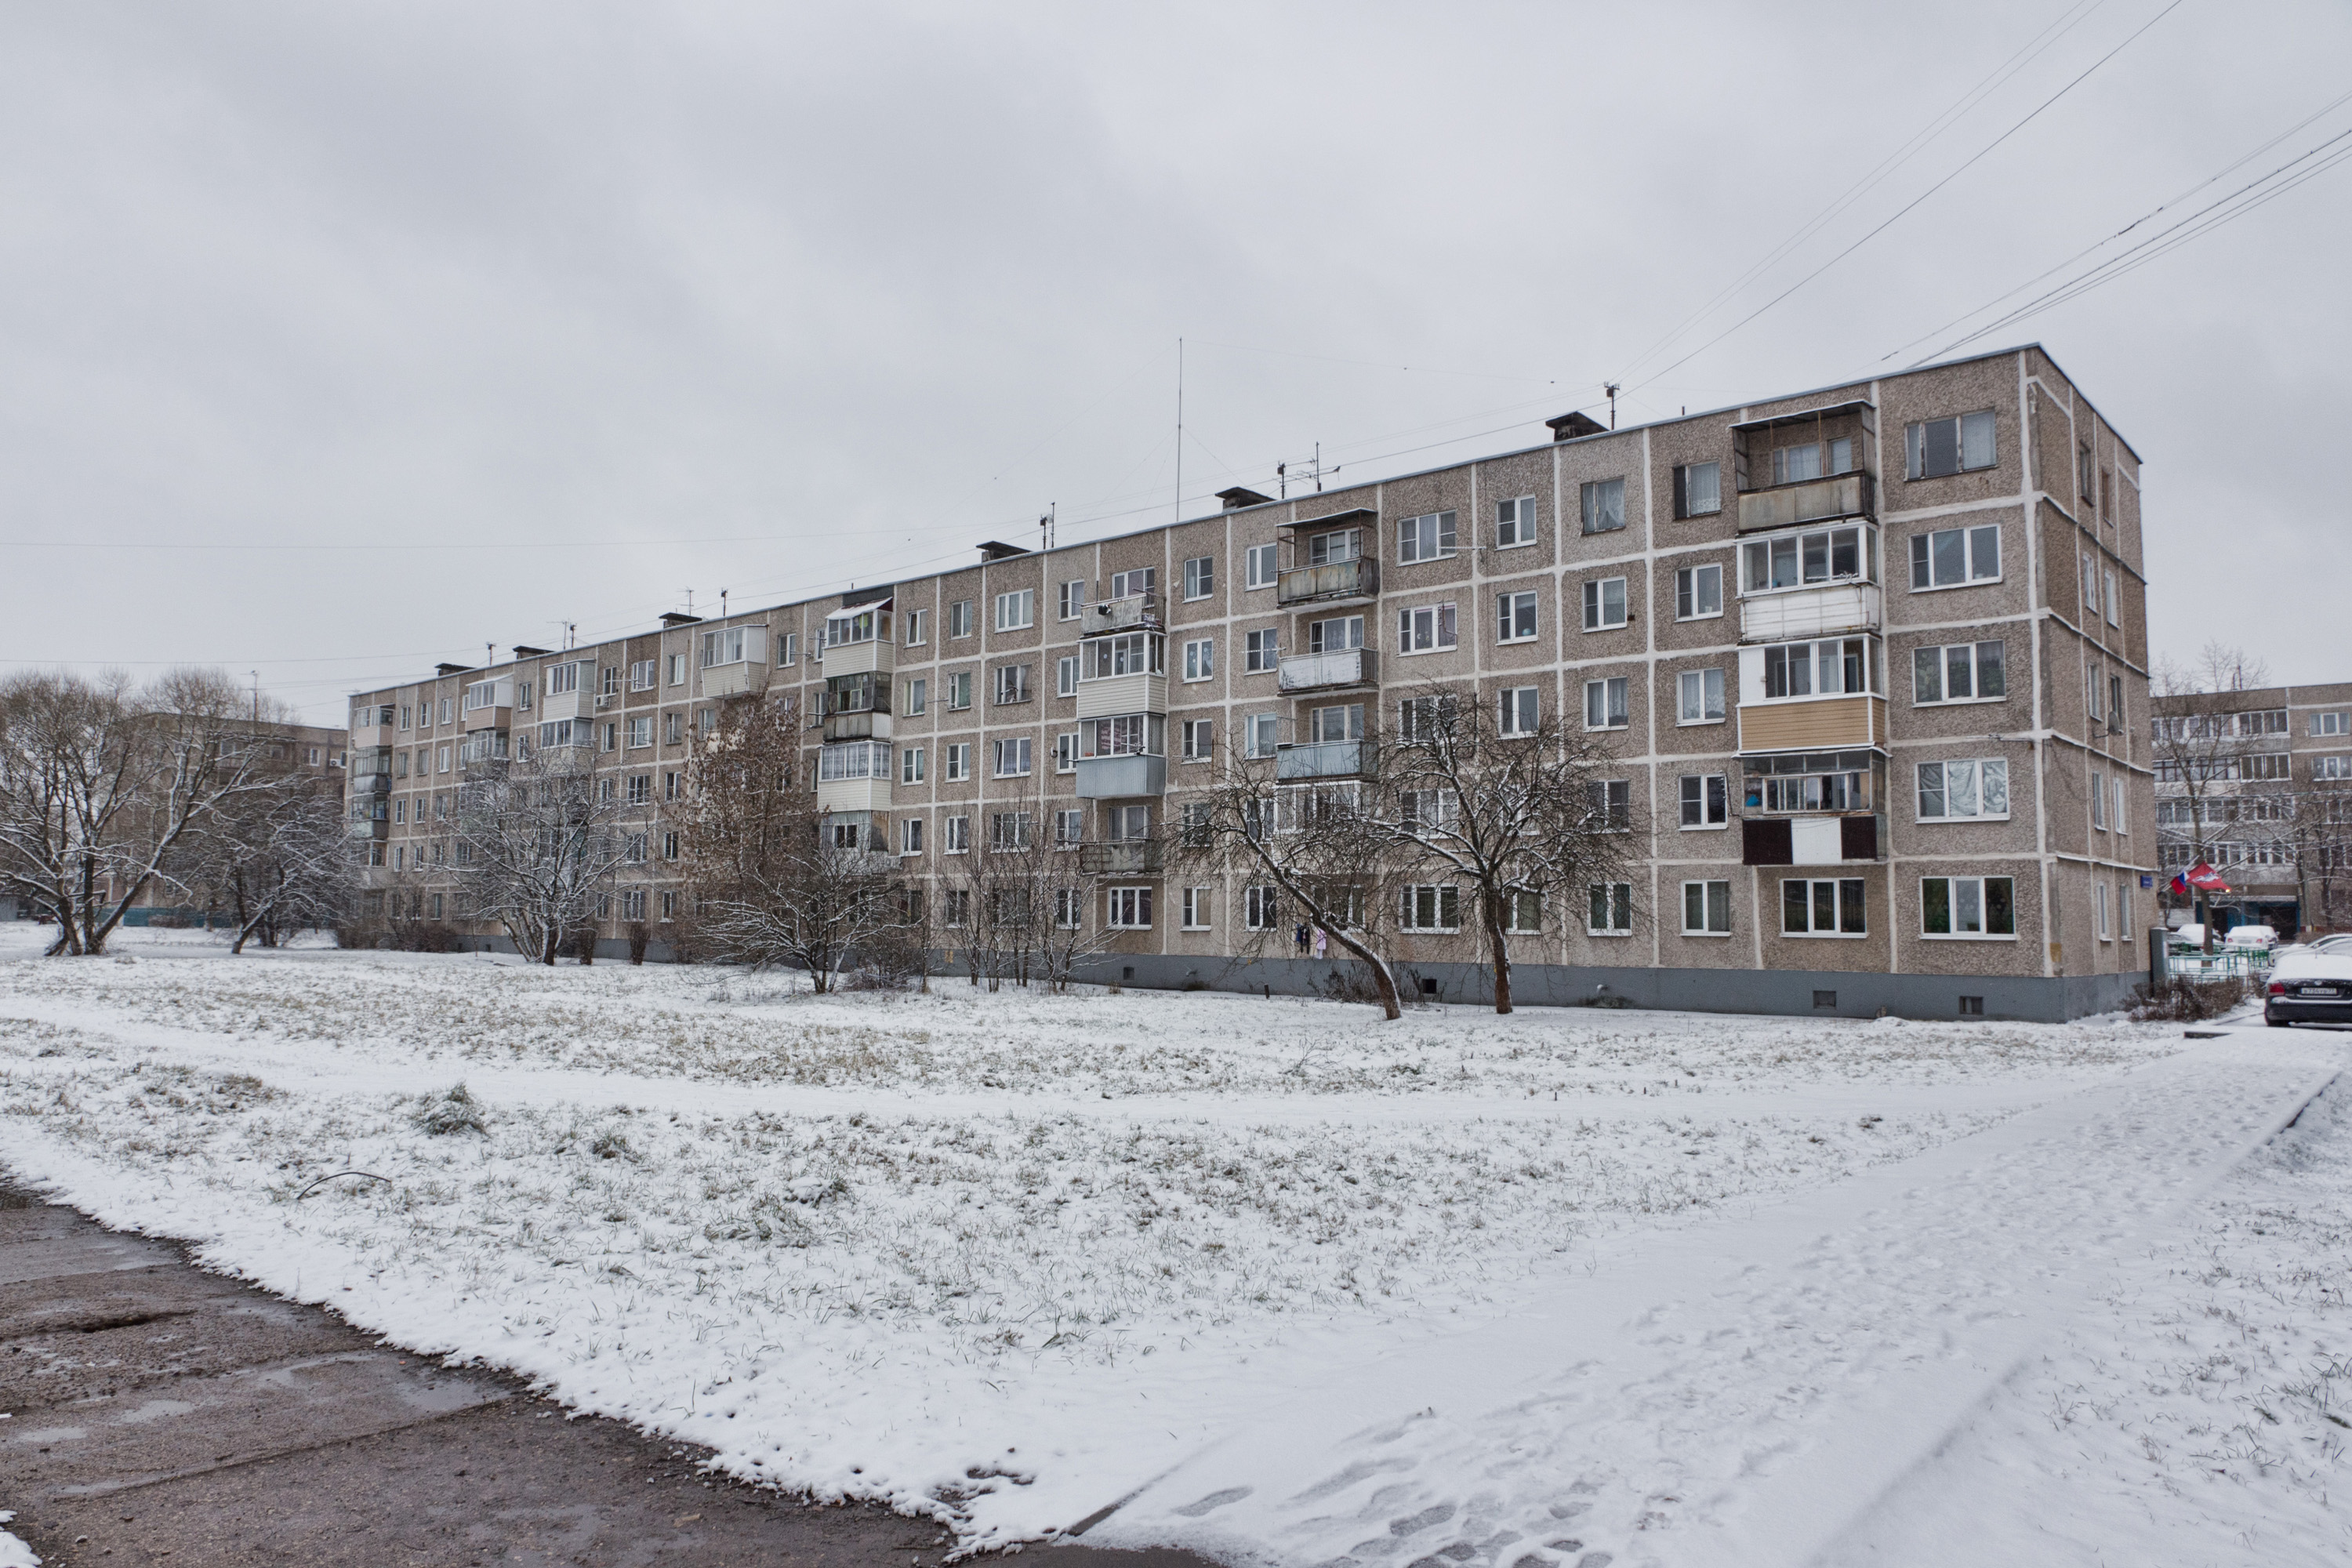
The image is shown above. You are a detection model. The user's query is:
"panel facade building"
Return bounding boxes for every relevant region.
[347,345,2153,1018]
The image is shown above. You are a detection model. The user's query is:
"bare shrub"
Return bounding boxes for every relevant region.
[2128,975,2248,1022]
[412,1083,488,1137]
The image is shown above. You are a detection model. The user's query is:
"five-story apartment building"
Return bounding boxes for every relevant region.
[349,344,2152,1018]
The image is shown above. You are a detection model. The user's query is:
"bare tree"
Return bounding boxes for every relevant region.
[672,694,899,991]
[0,667,292,956]
[1377,682,1639,1014]
[2152,643,2278,948]
[445,742,634,964]
[1176,721,1406,1020]
[179,761,353,953]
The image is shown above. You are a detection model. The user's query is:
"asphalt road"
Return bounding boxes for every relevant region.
[0,1174,1210,1568]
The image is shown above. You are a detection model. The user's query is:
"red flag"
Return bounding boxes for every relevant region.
[2184,861,2230,893]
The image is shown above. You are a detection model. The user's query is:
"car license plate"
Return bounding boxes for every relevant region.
[2300,985,2339,998]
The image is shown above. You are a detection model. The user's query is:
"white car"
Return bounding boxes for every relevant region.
[2226,924,2278,950]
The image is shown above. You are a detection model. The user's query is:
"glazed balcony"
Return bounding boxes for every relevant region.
[1274,739,1370,782]
[1079,840,1163,875]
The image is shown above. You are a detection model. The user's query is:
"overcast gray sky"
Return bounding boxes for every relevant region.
[3,0,2347,720]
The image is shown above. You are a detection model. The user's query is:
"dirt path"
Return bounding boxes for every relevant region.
[0,1176,1210,1568]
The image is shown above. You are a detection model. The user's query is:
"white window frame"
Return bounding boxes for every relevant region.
[1680,880,1733,936]
[1398,511,1459,564]
[904,608,927,647]
[1058,580,1087,621]
[942,815,970,855]
[1915,758,2010,822]
[901,746,925,785]
[1672,462,1721,519]
[1181,887,1212,931]
[1244,628,1281,673]
[949,600,974,639]
[1496,590,1539,644]
[1057,655,1078,699]
[2314,712,2350,738]
[1398,603,1458,655]
[1181,719,1214,762]
[1579,477,1627,535]
[942,742,970,782]
[1588,882,1633,935]
[994,589,1036,632]
[1183,638,1214,682]
[1399,884,1461,933]
[1498,687,1538,737]
[1679,773,1728,829]
[1907,523,2002,591]
[1911,641,2008,706]
[1677,667,1725,725]
[1674,563,1723,621]
[901,817,924,855]
[1054,731,1078,773]
[1904,410,1998,479]
[1106,886,1153,930]
[1581,576,1628,632]
[1495,495,1538,549]
[2103,568,2121,627]
[2096,880,2111,942]
[1583,677,1629,731]
[1244,542,1278,590]
[993,736,1033,778]
[1780,877,1867,938]
[1183,556,1214,601]
[1244,884,1279,931]
[1919,875,2017,939]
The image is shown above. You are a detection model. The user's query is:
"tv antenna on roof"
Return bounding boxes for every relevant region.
[1604,383,1621,429]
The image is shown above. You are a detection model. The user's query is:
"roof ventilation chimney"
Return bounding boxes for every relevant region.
[1217,485,1276,511]
[510,644,553,659]
[434,662,474,677]
[975,540,1030,562]
[659,612,703,628]
[1545,410,1607,442]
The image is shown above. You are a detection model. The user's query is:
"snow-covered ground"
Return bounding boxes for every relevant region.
[0,926,2343,1566]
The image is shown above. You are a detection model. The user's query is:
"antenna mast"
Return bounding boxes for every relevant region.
[1174,337,1184,527]
[1605,383,1621,429]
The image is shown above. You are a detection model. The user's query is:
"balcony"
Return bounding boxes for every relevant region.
[1076,672,1167,721]
[1742,814,1882,866]
[1080,840,1163,875]
[1277,558,1378,607]
[538,687,589,722]
[459,731,510,767]
[821,637,893,677]
[1075,753,1167,799]
[822,710,890,742]
[1740,583,1882,644]
[1737,472,1874,533]
[1277,648,1377,693]
[1737,694,1887,754]
[702,661,761,699]
[1083,593,1162,635]
[1275,739,1370,782]
[351,722,394,749]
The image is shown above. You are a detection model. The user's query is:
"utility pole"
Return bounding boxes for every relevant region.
[1174,337,1184,528]
[1605,383,1620,430]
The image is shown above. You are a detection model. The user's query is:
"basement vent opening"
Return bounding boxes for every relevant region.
[1121,966,1135,982]
[1958,996,1985,1016]
[1813,990,1837,1010]
[1419,977,1440,996]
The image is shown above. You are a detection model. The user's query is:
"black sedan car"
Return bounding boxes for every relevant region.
[2265,954,2352,1026]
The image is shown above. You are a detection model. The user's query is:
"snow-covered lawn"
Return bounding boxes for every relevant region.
[2,926,2343,1566]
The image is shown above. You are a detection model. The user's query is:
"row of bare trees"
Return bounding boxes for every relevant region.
[0,669,352,956]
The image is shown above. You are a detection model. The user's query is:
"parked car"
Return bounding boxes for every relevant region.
[2311,934,2352,954]
[2168,924,2208,951]
[2266,951,2352,1027]
[2226,924,2278,950]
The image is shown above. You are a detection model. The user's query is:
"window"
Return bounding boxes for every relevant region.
[596,775,617,803]
[626,773,650,805]
[546,663,579,696]
[437,744,452,773]
[1496,495,1539,547]
[942,742,970,782]
[1245,628,1281,672]
[901,746,925,785]
[1579,477,1626,535]
[1308,704,1363,743]
[1398,694,1456,742]
[1588,883,1633,935]
[1497,591,1538,642]
[1771,438,1854,484]
[2082,552,2100,616]
[1678,668,1725,724]
[439,698,453,724]
[663,831,679,859]
[994,590,1036,631]
[2096,881,2111,941]
[1912,641,2008,704]
[989,811,1033,851]
[1051,731,1075,772]
[1399,884,1461,932]
[1307,529,1358,566]
[1679,773,1728,828]
[942,815,971,854]
[1504,887,1542,934]
[1922,875,2016,937]
[1584,677,1629,729]
[1399,789,1459,833]
[664,770,681,800]
[901,817,924,855]
[902,677,927,717]
[1181,887,1211,930]
[1399,511,1458,563]
[2111,775,2128,836]
[1675,564,1722,619]
[2109,674,2124,731]
[993,737,1033,777]
[1908,524,2001,590]
[816,741,889,782]
[1047,808,1083,848]
[949,600,974,638]
[626,716,652,749]
[1498,687,1539,736]
[601,722,618,753]
[1917,758,2009,820]
[1399,604,1457,653]
[2103,569,2121,627]
[1306,616,1363,655]
[1682,880,1732,935]
[946,671,972,711]
[1671,460,1722,518]
[1246,713,1281,758]
[1245,543,1279,590]
[1181,719,1214,762]
[1244,885,1280,931]
[1588,779,1631,829]
[939,888,971,927]
[1183,556,1214,600]
[1106,887,1153,929]
[623,833,648,866]
[1057,655,1078,699]
[1781,878,1866,936]
[626,659,655,691]
[1107,567,1156,601]
[700,626,763,667]
[1183,638,1214,682]
[2087,664,2105,724]
[2318,756,2352,782]
[1905,410,1997,478]
[1741,524,1872,592]
[2315,713,2350,738]
[1058,580,1087,621]
[904,608,927,646]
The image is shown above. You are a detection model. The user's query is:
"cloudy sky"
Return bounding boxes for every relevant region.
[3,0,2346,720]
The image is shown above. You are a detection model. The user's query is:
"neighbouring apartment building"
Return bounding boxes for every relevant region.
[2151,682,2352,938]
[348,344,2152,1019]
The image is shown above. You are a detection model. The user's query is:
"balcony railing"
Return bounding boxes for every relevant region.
[1738,583,1882,644]
[822,711,888,742]
[1276,558,1377,607]
[1075,753,1167,799]
[1274,739,1370,782]
[1083,593,1162,635]
[1277,648,1377,693]
[1080,840,1163,875]
[1736,471,1874,533]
